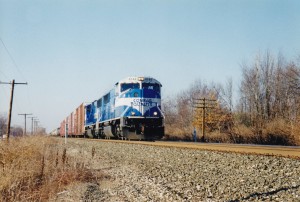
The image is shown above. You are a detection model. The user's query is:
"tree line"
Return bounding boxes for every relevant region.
[163,51,300,145]
[0,115,25,137]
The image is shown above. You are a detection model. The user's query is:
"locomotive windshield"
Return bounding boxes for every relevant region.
[142,83,160,93]
[121,83,139,92]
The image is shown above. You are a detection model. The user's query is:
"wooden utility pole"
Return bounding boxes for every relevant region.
[27,117,37,135]
[34,120,39,134]
[0,80,28,140]
[18,113,32,136]
[193,98,216,142]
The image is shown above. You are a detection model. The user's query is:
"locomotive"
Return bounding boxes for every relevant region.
[59,76,164,140]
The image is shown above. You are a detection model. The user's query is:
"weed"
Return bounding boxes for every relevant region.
[0,135,103,201]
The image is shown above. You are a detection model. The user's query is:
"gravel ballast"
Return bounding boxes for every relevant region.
[57,139,300,201]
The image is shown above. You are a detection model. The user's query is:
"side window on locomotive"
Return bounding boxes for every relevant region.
[104,93,110,104]
[97,99,102,108]
[121,83,139,92]
[86,105,91,113]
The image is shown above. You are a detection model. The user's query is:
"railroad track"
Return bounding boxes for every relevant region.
[75,138,300,159]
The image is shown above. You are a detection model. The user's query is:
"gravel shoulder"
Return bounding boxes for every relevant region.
[53,139,300,201]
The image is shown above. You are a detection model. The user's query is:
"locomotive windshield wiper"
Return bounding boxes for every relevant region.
[120,88,132,95]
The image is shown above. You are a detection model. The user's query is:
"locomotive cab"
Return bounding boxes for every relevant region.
[114,77,164,140]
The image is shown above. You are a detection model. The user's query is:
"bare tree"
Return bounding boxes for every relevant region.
[239,51,300,139]
[11,126,23,137]
[239,51,281,127]
[162,97,177,127]
[0,114,7,137]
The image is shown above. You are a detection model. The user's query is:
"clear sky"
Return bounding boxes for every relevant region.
[1,0,300,133]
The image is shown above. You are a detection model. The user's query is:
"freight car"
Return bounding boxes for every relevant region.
[49,128,60,136]
[59,103,85,138]
[59,76,164,140]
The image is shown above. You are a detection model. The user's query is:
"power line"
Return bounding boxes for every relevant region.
[0,37,27,81]
[0,81,10,102]
[0,37,32,114]
[0,69,9,80]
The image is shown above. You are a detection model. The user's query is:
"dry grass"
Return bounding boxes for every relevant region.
[262,119,296,145]
[0,135,102,201]
[164,126,193,141]
[165,119,300,146]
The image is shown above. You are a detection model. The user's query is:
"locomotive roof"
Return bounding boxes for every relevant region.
[117,76,162,86]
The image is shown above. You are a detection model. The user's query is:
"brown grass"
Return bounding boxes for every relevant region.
[164,125,194,141]
[165,119,300,146]
[0,135,102,201]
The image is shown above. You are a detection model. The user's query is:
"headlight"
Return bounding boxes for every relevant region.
[153,112,158,116]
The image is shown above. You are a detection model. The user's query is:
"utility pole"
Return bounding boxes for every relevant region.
[34,120,39,134]
[18,113,32,136]
[27,117,37,135]
[193,98,216,142]
[0,80,27,140]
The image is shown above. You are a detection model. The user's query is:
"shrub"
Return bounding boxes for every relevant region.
[262,119,297,146]
[165,119,299,146]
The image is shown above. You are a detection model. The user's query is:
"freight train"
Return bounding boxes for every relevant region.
[59,76,164,140]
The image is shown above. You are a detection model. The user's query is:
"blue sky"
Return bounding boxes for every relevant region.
[1,0,300,132]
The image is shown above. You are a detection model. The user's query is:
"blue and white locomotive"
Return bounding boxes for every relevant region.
[85,76,164,140]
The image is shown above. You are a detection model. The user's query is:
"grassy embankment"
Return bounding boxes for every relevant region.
[0,135,102,201]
